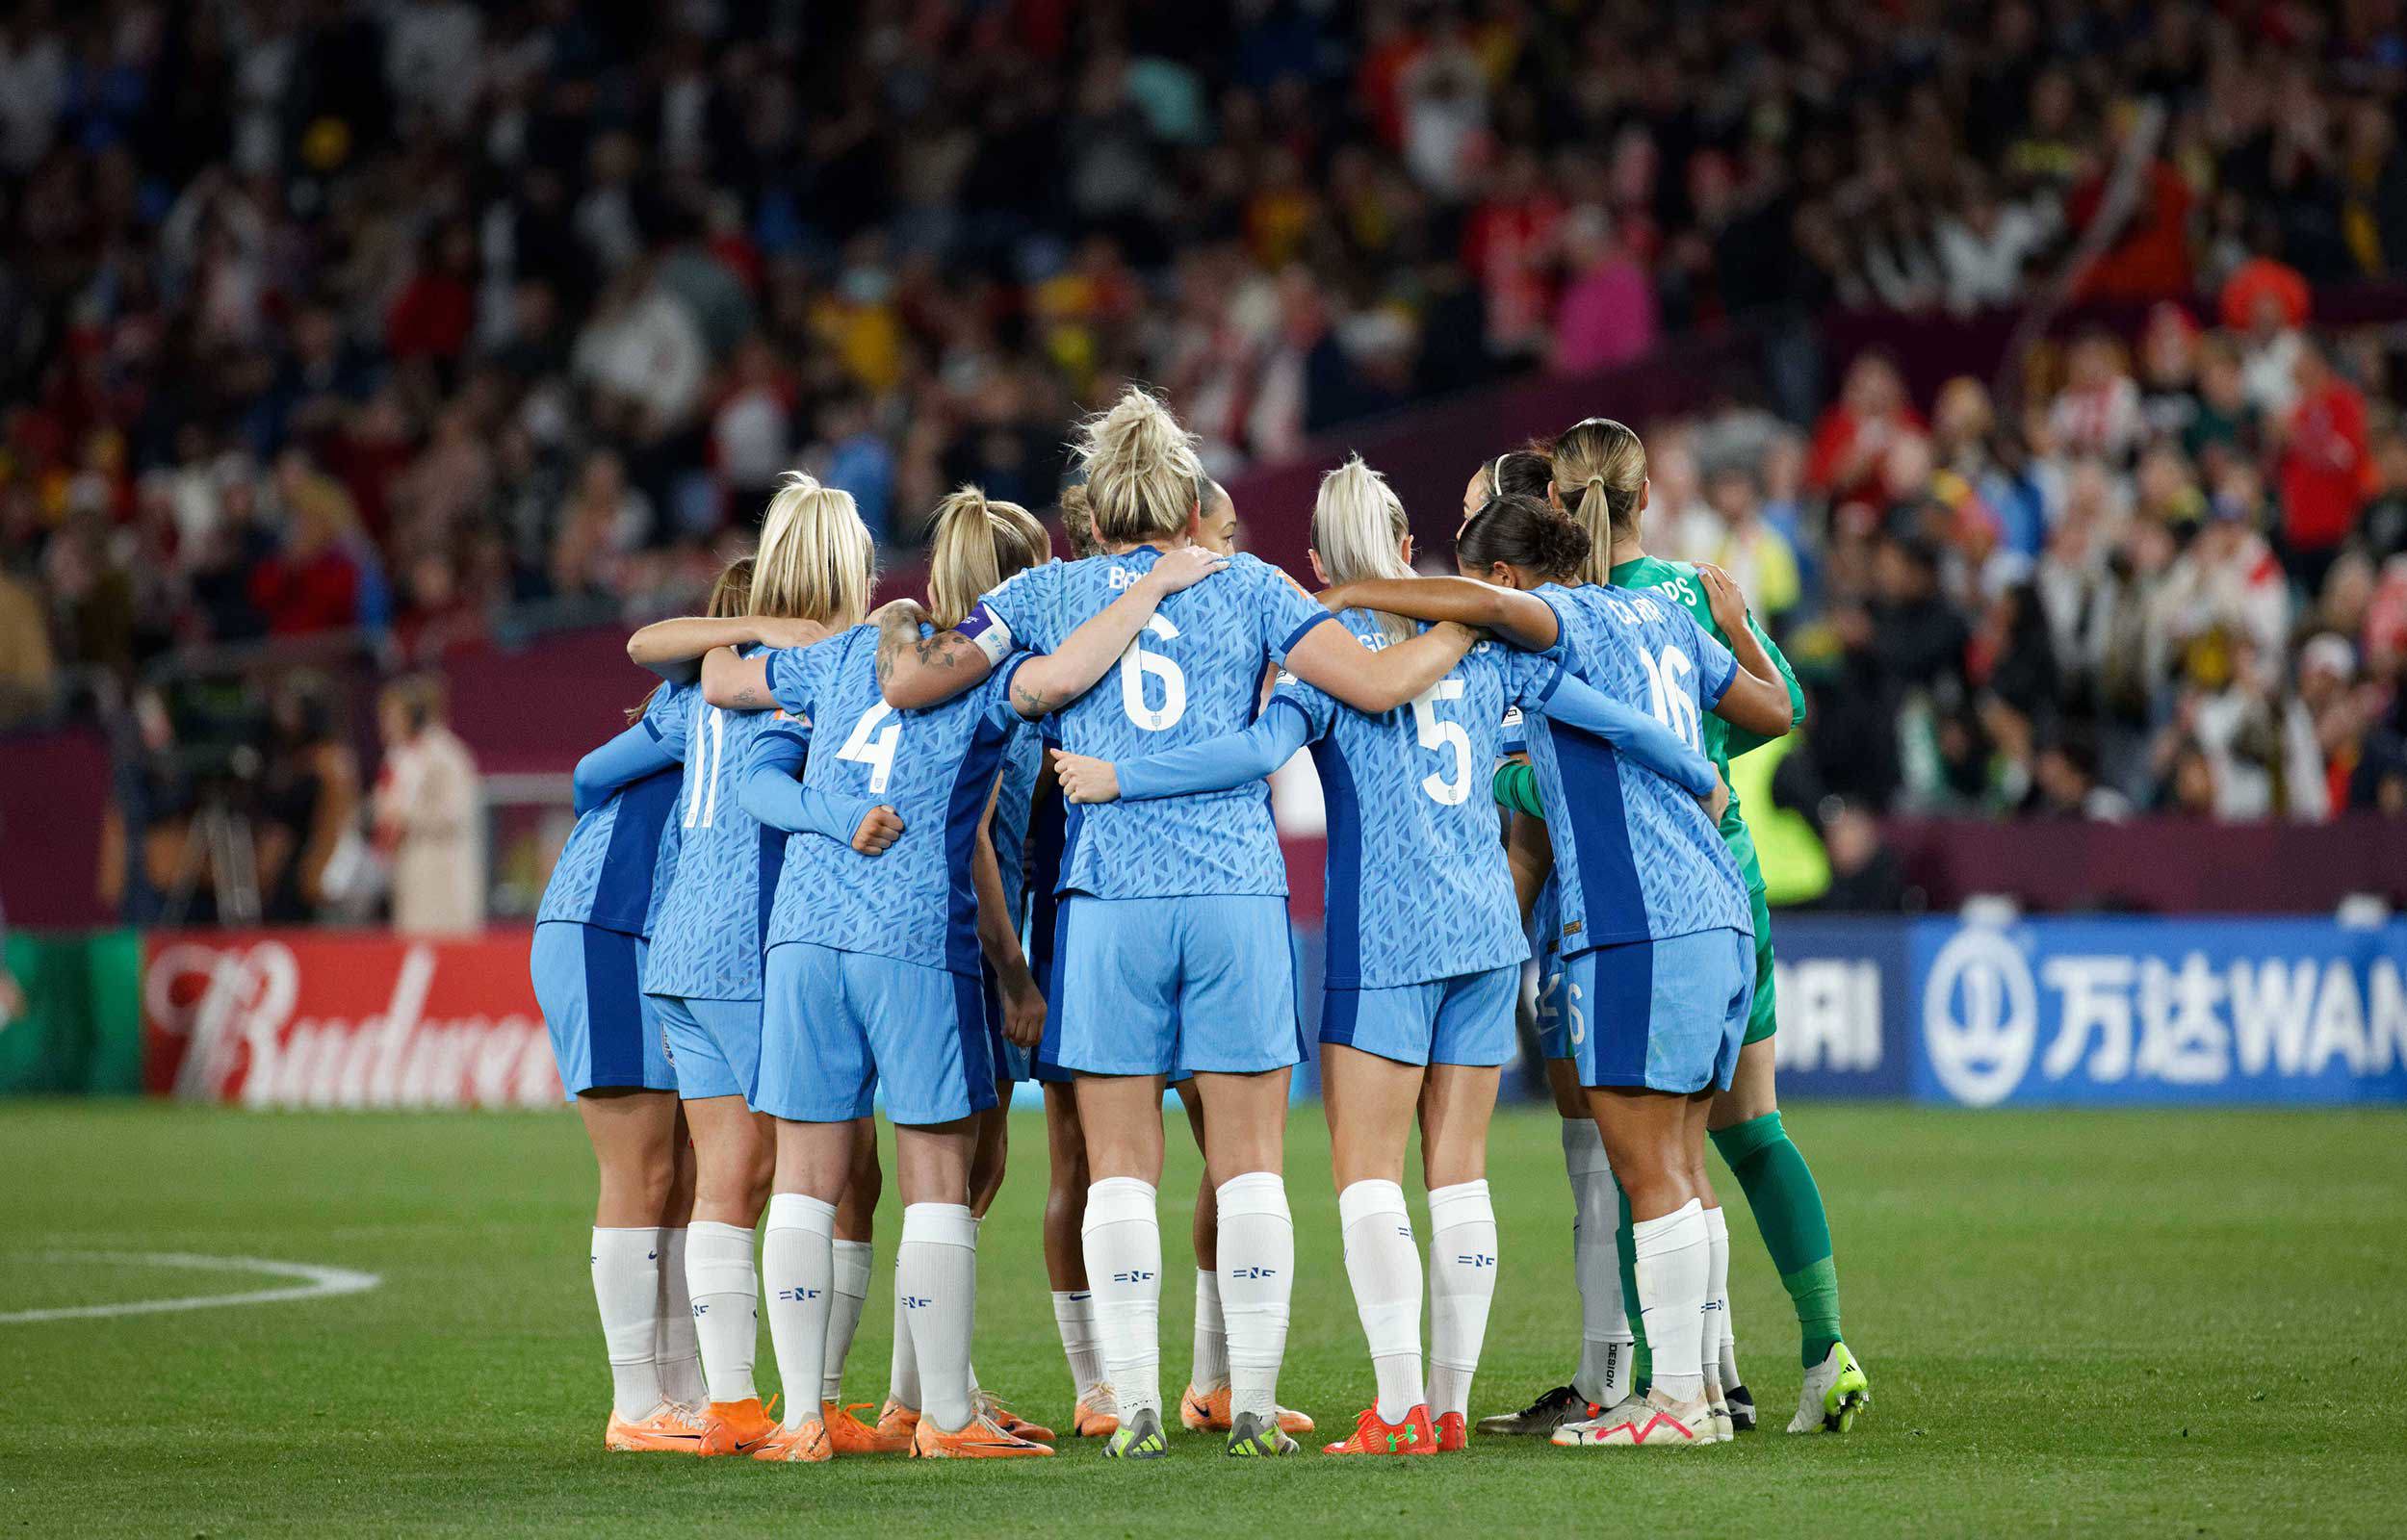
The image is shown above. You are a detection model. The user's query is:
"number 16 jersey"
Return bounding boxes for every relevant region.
[966,547,1333,901]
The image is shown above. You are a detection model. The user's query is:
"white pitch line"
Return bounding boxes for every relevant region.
[0,1250,382,1323]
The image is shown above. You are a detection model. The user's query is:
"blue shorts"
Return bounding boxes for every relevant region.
[649,991,764,1103]
[1041,894,1299,1079]
[531,922,676,1098]
[1566,927,1755,1094]
[1322,964,1520,1067]
[757,942,996,1126]
[1534,944,1571,1061]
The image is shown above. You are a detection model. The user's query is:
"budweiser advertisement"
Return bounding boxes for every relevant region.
[142,931,562,1109]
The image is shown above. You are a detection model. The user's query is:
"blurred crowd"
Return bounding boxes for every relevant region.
[1641,303,2407,826]
[3,0,2407,894]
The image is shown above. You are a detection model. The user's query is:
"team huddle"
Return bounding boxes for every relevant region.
[530,386,1872,1463]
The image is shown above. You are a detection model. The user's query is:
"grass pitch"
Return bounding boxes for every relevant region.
[3,1100,2403,1537]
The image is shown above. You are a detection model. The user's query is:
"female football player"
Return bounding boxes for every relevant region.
[632,475,879,1457]
[1548,418,1867,1435]
[730,484,1226,1461]
[1051,458,1719,1455]
[533,557,759,1452]
[872,388,1477,1459]
[1307,490,1793,1447]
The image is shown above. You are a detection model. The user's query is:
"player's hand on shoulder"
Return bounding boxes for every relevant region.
[852,805,905,855]
[1695,562,1750,632]
[1141,544,1229,596]
[1053,753,1121,805]
[756,616,833,650]
[868,598,930,629]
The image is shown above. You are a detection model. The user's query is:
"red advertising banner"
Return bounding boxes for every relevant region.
[142,930,561,1109]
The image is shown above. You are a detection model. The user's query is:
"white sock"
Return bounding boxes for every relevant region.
[1563,1120,1630,1403]
[900,1202,980,1432]
[823,1239,872,1404]
[591,1227,664,1420]
[1082,1177,1162,1420]
[1702,1205,1733,1393]
[1052,1290,1105,1399]
[1215,1171,1294,1424]
[1632,1199,1709,1404]
[966,1216,983,1399]
[654,1227,707,1407]
[685,1219,761,1404]
[1191,1269,1229,1394]
[761,1194,836,1430]
[888,1286,920,1410]
[1336,1179,1424,1422]
[1426,1179,1499,1424]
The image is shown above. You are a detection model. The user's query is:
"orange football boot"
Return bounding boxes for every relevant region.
[604,1401,707,1452]
[874,1398,920,1448]
[821,1401,908,1454]
[751,1417,833,1463]
[1322,1403,1438,1456]
[1436,1410,1469,1451]
[1179,1384,1315,1436]
[1072,1386,1121,1438]
[695,1396,780,1456]
[909,1412,1055,1458]
[975,1390,1055,1445]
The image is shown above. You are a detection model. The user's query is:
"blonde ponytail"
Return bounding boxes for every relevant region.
[1075,386,1206,547]
[751,471,875,628]
[1310,454,1417,644]
[926,484,1050,629]
[1549,418,1647,585]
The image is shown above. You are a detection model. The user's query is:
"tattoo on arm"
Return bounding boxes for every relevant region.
[911,631,969,670]
[1012,679,1058,718]
[732,685,764,708]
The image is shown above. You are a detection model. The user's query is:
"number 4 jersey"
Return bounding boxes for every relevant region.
[963,547,1333,900]
[1527,583,1753,953]
[760,623,1025,975]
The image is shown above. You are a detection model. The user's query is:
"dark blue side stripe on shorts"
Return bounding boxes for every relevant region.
[1320,985,1360,1048]
[581,924,645,1086]
[1588,939,1654,1087]
[953,967,998,1114]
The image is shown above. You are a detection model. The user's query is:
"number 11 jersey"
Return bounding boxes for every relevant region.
[967,548,1333,901]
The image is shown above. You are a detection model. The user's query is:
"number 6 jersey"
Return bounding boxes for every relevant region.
[759,624,1024,975]
[964,547,1333,901]
[1526,583,1753,954]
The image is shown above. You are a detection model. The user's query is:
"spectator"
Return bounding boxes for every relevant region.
[2275,341,2369,592]
[371,674,483,934]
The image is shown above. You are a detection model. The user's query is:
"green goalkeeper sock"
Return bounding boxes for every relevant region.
[1613,1177,1648,1393]
[1711,1111,1843,1368]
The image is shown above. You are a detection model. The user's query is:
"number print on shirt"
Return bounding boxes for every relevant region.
[1119,614,1187,732]
[684,703,726,828]
[1411,677,1473,805]
[838,701,902,792]
[1636,645,1702,752]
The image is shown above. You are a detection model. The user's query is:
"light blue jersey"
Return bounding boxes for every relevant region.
[1525,583,1751,952]
[759,624,1022,976]
[643,656,788,1002]
[964,547,1333,899]
[1276,614,1562,988]
[991,725,1042,922]
[537,682,689,937]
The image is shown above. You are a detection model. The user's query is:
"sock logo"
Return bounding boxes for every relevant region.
[1229,1265,1278,1280]
[1069,1291,1091,1301]
[1454,1252,1497,1269]
[902,1295,932,1310]
[776,1287,822,1302]
[1112,1270,1153,1284]
[691,1303,709,1317]
[647,1251,658,1261]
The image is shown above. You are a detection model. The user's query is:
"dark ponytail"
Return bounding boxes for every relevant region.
[1457,493,1591,582]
